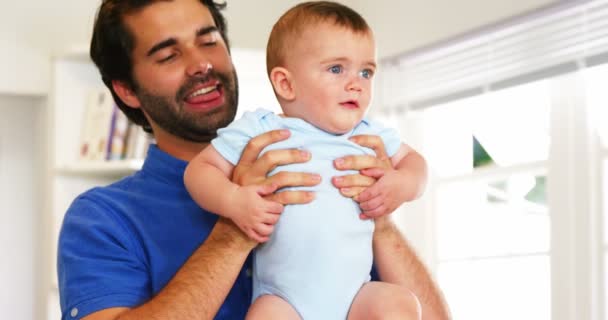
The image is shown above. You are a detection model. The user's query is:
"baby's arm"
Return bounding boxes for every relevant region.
[184,145,284,242]
[390,143,428,199]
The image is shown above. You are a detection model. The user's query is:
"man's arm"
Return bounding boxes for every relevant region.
[84,219,255,320]
[127,220,255,319]
[333,134,450,320]
[373,218,451,320]
[84,130,318,320]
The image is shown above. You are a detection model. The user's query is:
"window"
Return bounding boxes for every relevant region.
[584,63,608,319]
[413,81,551,320]
[375,2,608,318]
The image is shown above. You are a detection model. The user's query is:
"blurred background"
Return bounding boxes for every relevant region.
[2,0,606,319]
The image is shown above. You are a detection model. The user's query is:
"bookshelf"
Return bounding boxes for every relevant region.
[55,159,145,176]
[45,46,280,320]
[45,47,133,320]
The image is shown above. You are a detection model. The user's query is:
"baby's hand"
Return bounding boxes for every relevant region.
[354,167,409,220]
[230,184,284,243]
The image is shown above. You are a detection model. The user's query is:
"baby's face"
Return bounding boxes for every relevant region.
[285,22,377,134]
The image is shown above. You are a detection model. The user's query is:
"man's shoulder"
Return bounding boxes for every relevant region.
[63,175,140,226]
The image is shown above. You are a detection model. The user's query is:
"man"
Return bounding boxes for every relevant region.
[57,0,450,319]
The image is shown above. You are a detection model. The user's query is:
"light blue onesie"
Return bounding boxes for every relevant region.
[212,108,401,319]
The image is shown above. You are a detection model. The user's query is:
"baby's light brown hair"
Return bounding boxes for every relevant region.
[266,1,371,76]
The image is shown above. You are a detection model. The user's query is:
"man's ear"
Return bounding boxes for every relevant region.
[112,80,141,108]
[269,67,295,101]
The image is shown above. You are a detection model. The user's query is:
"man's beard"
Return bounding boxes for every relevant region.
[135,69,238,143]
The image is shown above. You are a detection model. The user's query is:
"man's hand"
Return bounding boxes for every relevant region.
[232,129,321,205]
[332,134,408,219]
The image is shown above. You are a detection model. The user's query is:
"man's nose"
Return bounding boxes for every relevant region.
[185,50,213,77]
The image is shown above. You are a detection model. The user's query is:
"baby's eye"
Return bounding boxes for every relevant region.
[329,65,343,74]
[360,68,374,79]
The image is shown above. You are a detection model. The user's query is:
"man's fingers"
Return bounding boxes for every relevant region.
[233,149,313,187]
[240,129,290,165]
[339,187,366,198]
[349,134,389,160]
[334,154,390,171]
[354,183,381,202]
[267,171,321,190]
[332,174,376,188]
[265,191,315,205]
[253,149,311,175]
[335,134,392,172]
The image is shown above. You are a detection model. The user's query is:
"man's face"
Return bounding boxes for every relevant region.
[124,0,238,142]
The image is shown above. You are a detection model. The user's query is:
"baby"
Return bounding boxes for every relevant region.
[185,2,425,319]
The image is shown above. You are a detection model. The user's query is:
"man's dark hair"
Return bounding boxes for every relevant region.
[90,0,229,133]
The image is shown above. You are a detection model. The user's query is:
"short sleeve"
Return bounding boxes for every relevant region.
[211,110,266,165]
[354,118,403,158]
[57,196,149,319]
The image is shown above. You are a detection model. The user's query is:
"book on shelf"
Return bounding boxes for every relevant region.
[79,89,153,163]
[79,89,115,161]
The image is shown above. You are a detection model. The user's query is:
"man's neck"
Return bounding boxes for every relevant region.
[153,130,209,162]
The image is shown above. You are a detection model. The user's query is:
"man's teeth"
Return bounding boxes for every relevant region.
[190,85,216,97]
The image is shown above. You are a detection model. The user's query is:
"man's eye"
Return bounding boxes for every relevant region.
[360,69,374,79]
[158,54,176,63]
[329,65,343,74]
[202,41,217,47]
[199,32,219,47]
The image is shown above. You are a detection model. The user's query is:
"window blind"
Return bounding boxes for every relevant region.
[378,0,608,111]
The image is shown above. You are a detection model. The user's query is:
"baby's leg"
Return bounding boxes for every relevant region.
[348,281,421,320]
[246,294,301,320]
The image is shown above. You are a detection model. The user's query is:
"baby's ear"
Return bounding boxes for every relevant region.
[269,67,295,101]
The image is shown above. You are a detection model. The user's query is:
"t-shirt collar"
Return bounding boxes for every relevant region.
[141,144,189,184]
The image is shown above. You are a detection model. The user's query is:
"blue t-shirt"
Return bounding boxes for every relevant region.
[57,145,252,319]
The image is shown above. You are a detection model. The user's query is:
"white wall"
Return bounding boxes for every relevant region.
[0,35,49,96]
[0,95,45,320]
[0,0,561,95]
[0,0,100,95]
